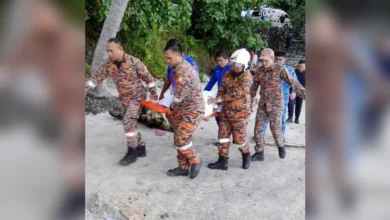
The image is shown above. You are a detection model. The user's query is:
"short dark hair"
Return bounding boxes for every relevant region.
[275,51,286,57]
[298,60,305,64]
[108,38,123,47]
[215,51,229,59]
[164,39,182,54]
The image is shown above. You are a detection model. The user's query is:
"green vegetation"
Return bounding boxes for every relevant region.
[86,0,305,78]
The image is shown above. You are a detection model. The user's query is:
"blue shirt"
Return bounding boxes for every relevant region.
[167,54,199,93]
[283,64,298,96]
[295,69,306,88]
[204,64,231,91]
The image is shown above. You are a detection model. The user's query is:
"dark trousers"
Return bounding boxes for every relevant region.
[288,97,303,119]
[216,116,220,126]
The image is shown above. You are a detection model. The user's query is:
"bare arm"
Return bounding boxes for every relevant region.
[159,79,171,100]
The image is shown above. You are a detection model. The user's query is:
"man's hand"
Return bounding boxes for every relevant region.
[159,93,165,100]
[208,97,218,104]
[167,106,175,116]
[289,92,296,100]
[150,94,159,103]
[203,115,211,121]
[85,86,89,95]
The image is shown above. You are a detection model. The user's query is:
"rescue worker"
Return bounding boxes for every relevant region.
[159,41,199,131]
[207,48,253,170]
[85,38,158,166]
[262,51,299,144]
[163,39,204,179]
[287,59,306,124]
[251,48,305,161]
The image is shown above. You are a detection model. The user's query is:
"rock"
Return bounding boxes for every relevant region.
[87,192,144,220]
[160,213,169,219]
[85,93,119,115]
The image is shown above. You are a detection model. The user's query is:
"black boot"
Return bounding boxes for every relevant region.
[136,144,146,157]
[242,152,251,169]
[119,148,138,165]
[189,159,202,179]
[278,146,286,159]
[287,117,293,123]
[207,155,228,170]
[295,118,300,124]
[167,167,189,176]
[109,109,123,120]
[251,151,264,161]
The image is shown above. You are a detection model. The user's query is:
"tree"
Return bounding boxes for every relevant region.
[89,0,129,97]
[190,0,269,52]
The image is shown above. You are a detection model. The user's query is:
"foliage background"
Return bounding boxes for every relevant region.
[85,0,305,79]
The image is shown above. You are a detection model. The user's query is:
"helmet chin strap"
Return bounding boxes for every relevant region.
[232,69,244,76]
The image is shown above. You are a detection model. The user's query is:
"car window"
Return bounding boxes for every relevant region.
[285,14,290,19]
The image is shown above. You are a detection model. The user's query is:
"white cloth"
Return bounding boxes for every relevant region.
[159,91,218,116]
[203,91,217,117]
[158,94,174,108]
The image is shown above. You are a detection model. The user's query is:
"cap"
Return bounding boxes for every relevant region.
[259,48,274,60]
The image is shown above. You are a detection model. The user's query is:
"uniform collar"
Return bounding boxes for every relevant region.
[112,53,128,68]
[261,64,275,72]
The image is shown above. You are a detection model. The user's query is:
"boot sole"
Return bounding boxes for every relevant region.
[207,165,228,170]
[119,159,137,166]
[167,171,189,177]
[251,158,264,162]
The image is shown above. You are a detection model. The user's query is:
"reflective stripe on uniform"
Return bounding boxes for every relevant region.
[125,130,139,137]
[219,138,230,143]
[176,142,192,150]
[235,140,247,148]
[86,80,96,89]
[173,97,182,102]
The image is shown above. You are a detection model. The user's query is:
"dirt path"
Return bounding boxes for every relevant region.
[86,81,305,220]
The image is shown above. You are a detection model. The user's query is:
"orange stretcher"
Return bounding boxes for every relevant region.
[141,100,169,114]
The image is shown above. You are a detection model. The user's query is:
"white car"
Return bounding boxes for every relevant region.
[241,7,293,29]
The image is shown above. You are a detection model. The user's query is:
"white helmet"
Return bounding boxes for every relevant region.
[230,48,251,69]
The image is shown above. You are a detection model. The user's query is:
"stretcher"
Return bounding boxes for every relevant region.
[142,100,219,117]
[141,100,169,114]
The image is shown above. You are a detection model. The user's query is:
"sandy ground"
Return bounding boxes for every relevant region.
[86,79,306,220]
